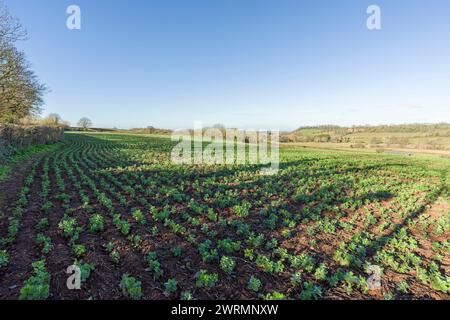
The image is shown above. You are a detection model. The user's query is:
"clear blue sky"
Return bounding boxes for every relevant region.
[5,0,450,129]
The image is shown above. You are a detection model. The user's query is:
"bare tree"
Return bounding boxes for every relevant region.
[0,1,26,47]
[0,2,46,123]
[77,117,92,130]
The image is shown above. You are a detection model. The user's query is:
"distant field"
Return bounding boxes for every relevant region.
[0,132,449,300]
[285,124,450,151]
[282,142,450,158]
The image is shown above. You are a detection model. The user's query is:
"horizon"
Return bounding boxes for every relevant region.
[5,0,450,130]
[70,122,450,133]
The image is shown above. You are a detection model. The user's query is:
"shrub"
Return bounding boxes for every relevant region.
[0,125,64,157]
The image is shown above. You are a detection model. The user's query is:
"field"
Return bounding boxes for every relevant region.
[0,132,449,300]
[285,124,450,152]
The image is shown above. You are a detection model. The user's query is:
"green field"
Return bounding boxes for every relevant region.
[0,132,449,300]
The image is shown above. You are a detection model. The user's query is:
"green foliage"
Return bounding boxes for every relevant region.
[89,214,105,233]
[429,273,448,293]
[0,250,9,268]
[110,251,121,264]
[198,240,218,262]
[180,291,193,300]
[105,241,115,253]
[113,216,131,236]
[263,292,286,300]
[36,233,53,254]
[75,261,96,283]
[255,255,275,273]
[290,272,302,287]
[171,246,182,257]
[247,276,262,292]
[314,263,328,281]
[397,281,410,294]
[164,278,178,296]
[72,244,86,258]
[299,281,322,300]
[36,218,49,231]
[131,209,146,225]
[4,132,449,300]
[220,256,236,274]
[146,251,163,279]
[196,270,219,289]
[19,260,50,300]
[233,201,251,218]
[217,238,241,254]
[58,217,81,241]
[120,274,143,300]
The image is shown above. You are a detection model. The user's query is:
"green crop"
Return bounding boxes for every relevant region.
[2,131,448,300]
[89,214,105,233]
[196,270,219,289]
[220,256,236,274]
[120,274,143,300]
[247,276,262,292]
[19,260,50,300]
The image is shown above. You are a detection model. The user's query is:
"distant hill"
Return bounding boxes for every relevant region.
[281,123,450,151]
